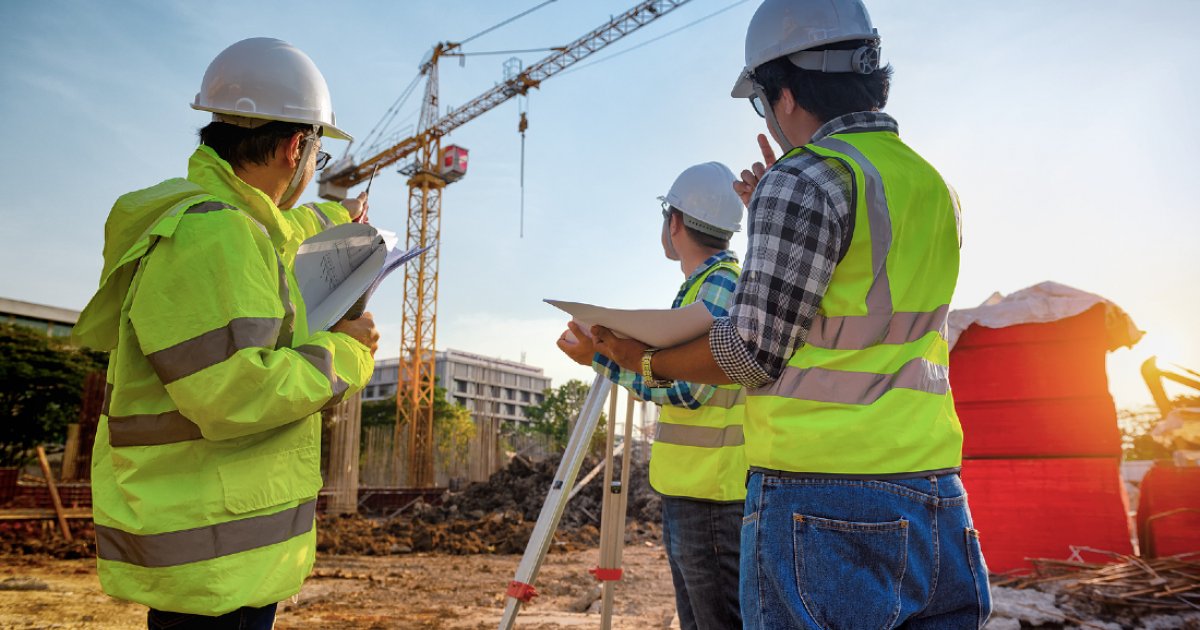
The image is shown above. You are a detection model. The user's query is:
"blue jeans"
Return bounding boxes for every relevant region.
[147,603,277,629]
[661,496,744,630]
[740,472,991,630]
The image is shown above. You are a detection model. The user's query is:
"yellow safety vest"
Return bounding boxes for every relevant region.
[74,146,374,615]
[651,260,748,502]
[744,130,964,475]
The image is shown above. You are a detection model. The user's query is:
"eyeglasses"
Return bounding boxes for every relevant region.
[749,93,767,118]
[315,150,331,171]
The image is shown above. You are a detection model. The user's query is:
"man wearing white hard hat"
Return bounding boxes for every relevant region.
[74,38,379,628]
[559,162,748,630]
[590,1,991,627]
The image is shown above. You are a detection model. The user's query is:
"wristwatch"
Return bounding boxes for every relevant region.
[641,348,674,388]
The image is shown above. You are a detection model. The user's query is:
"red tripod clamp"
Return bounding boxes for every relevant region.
[506,580,539,603]
[588,567,624,582]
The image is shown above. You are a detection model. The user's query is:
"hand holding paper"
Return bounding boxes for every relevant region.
[543,300,714,348]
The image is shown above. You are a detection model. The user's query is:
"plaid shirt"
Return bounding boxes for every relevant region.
[710,112,900,387]
[594,251,740,408]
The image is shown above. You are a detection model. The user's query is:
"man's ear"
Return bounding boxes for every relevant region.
[670,212,685,236]
[778,87,797,116]
[281,132,304,168]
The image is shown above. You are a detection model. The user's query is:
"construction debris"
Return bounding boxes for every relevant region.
[988,549,1200,628]
[318,454,662,557]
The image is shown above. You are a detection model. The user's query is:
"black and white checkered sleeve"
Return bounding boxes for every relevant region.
[709,157,853,387]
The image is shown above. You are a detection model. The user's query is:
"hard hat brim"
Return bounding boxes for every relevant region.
[191,104,353,141]
[731,69,754,99]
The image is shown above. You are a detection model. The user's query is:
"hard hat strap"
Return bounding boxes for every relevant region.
[662,214,680,261]
[787,46,880,75]
[280,129,318,206]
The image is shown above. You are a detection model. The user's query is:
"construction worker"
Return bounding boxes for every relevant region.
[72,38,378,629]
[557,162,747,630]
[590,1,992,627]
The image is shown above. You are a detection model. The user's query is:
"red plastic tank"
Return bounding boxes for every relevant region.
[950,304,1122,458]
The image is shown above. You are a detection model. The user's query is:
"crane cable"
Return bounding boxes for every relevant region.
[458,0,561,46]
[559,0,753,78]
[351,71,424,160]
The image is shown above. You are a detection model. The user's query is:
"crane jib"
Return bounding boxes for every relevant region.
[323,0,693,190]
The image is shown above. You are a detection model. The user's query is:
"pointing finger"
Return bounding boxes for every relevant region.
[757,133,777,166]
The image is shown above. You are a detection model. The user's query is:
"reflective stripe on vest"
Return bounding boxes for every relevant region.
[302,202,333,230]
[743,131,963,475]
[655,423,745,448]
[109,341,341,448]
[756,357,949,405]
[706,387,746,409]
[146,317,283,384]
[95,500,316,568]
[651,257,748,502]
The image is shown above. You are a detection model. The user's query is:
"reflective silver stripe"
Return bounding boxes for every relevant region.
[107,411,203,447]
[303,202,333,230]
[811,137,892,315]
[274,252,295,349]
[185,202,271,238]
[655,423,745,448]
[147,317,283,384]
[184,201,231,215]
[706,388,746,409]
[95,500,316,568]
[755,358,949,405]
[805,305,951,350]
[295,345,349,408]
[101,382,113,416]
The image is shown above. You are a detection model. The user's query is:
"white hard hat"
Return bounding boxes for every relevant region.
[731,0,879,98]
[192,38,351,140]
[659,162,744,238]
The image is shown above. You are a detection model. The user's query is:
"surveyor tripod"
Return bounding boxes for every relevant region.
[498,373,639,629]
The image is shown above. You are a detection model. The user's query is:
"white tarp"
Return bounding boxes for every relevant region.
[947,281,1143,350]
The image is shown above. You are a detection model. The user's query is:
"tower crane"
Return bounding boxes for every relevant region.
[318,0,694,487]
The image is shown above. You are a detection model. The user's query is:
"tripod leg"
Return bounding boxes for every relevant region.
[596,389,638,628]
[498,374,612,630]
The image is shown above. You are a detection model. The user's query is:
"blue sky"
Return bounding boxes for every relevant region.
[1,0,1197,409]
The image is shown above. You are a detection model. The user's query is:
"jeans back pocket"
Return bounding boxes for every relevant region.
[793,514,908,630]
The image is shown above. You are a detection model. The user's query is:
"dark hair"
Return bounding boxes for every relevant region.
[198,120,314,170]
[754,40,892,123]
[669,208,730,250]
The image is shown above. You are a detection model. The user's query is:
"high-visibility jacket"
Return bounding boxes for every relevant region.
[73,145,374,615]
[651,260,748,502]
[744,130,964,475]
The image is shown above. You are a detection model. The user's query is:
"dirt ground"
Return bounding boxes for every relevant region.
[0,544,678,630]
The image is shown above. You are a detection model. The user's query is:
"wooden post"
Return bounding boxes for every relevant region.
[35,446,71,542]
[325,392,362,515]
[61,424,80,482]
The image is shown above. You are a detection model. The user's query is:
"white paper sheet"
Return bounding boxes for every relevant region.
[295,223,432,332]
[544,299,714,348]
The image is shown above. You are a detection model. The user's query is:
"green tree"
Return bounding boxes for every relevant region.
[521,379,606,453]
[362,382,475,460]
[0,324,106,466]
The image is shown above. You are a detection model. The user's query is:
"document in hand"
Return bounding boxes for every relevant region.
[544,299,714,348]
[295,223,432,332]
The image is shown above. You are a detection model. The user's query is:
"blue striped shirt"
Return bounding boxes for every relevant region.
[593,251,739,408]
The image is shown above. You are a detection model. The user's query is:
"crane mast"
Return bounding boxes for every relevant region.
[318,0,693,487]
